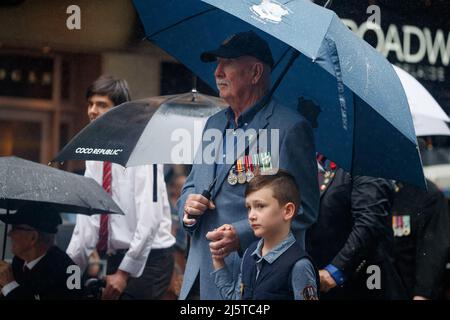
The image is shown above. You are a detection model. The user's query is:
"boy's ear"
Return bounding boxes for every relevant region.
[283,202,296,221]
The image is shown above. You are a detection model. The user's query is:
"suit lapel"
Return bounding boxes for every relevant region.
[319,167,338,199]
[212,101,274,197]
[200,110,228,194]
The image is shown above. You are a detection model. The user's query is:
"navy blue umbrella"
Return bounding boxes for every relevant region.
[133,0,426,188]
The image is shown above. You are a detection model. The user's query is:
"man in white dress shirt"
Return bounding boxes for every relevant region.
[66,75,175,300]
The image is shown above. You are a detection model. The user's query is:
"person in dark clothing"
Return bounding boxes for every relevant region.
[307,157,407,299]
[392,179,450,300]
[0,204,81,300]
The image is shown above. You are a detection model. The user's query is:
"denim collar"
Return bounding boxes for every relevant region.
[251,231,296,264]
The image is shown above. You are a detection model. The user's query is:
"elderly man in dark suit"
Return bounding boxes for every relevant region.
[178,31,319,300]
[0,204,81,300]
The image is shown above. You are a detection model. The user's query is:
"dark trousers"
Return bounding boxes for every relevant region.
[104,246,174,300]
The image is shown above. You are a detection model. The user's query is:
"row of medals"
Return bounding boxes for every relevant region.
[392,215,411,237]
[227,152,272,185]
[320,170,335,191]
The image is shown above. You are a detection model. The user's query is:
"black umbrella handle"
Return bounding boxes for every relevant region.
[187,175,215,221]
[201,189,211,200]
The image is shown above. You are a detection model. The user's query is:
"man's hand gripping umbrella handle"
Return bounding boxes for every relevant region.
[187,178,216,220]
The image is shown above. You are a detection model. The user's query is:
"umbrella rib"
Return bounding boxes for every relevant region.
[351,92,356,177]
[272,46,292,71]
[269,49,300,102]
[147,8,217,39]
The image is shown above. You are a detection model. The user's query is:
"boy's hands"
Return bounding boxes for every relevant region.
[208,224,236,271]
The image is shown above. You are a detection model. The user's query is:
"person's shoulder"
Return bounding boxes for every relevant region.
[269,100,309,128]
[46,246,77,269]
[411,180,447,209]
[292,256,317,283]
[271,100,301,119]
[206,107,228,124]
[294,256,315,271]
[424,179,444,197]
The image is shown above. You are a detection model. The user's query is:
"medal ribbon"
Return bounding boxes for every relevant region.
[237,158,243,173]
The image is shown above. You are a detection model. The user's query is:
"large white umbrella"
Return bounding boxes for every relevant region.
[394,65,450,136]
[411,114,450,137]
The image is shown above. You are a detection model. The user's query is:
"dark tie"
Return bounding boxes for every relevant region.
[97,161,111,253]
[21,265,32,281]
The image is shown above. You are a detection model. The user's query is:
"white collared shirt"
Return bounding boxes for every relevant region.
[66,162,175,278]
[24,253,46,270]
[1,253,47,296]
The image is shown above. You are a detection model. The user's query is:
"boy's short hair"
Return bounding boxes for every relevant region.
[86,75,131,106]
[245,169,300,211]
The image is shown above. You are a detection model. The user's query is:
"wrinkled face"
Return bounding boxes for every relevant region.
[214,56,256,104]
[8,225,36,259]
[87,95,115,122]
[246,187,286,238]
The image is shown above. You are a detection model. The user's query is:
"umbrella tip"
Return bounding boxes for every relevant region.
[191,88,198,102]
[324,0,333,8]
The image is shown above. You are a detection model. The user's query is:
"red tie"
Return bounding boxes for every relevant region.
[97,161,111,253]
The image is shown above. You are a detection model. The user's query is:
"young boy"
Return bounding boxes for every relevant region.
[210,170,319,300]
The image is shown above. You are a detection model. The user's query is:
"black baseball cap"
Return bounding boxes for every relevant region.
[201,31,274,68]
[0,203,62,234]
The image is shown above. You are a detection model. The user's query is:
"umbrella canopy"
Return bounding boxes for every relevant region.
[133,0,426,188]
[394,65,450,122]
[393,65,450,137]
[54,90,227,166]
[412,114,450,137]
[0,156,123,215]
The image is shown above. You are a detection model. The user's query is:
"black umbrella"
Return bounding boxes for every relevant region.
[0,156,124,259]
[53,90,226,166]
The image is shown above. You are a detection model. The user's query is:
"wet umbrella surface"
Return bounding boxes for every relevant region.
[0,156,123,215]
[54,90,227,166]
[132,0,427,188]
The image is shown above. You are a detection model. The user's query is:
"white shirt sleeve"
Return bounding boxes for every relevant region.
[1,281,19,297]
[118,165,166,277]
[66,162,99,271]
